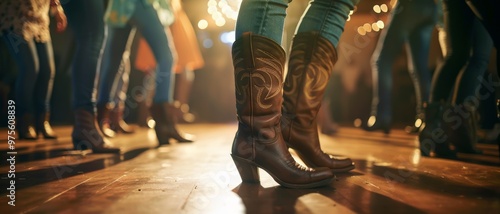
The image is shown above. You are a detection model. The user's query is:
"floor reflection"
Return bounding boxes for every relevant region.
[233,179,426,214]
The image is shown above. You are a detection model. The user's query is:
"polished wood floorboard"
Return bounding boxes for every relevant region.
[0,123,499,213]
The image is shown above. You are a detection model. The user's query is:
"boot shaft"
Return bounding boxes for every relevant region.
[282,32,338,127]
[232,32,286,136]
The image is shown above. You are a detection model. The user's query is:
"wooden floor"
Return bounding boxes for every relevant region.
[1,123,499,213]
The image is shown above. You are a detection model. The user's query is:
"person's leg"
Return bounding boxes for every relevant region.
[430,0,474,102]
[63,0,106,113]
[110,28,137,134]
[281,0,358,173]
[2,35,38,140]
[63,0,119,153]
[420,0,474,158]
[444,19,493,154]
[235,0,288,44]
[405,14,436,133]
[97,25,133,107]
[96,25,133,138]
[231,0,334,188]
[33,41,57,138]
[454,19,493,105]
[130,2,193,144]
[130,4,174,104]
[295,0,359,47]
[363,2,407,133]
[466,0,499,78]
[173,68,196,123]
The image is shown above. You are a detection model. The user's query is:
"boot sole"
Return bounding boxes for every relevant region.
[231,154,334,189]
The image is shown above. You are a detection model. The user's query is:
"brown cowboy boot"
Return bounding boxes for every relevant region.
[72,109,120,153]
[230,32,334,189]
[150,102,194,146]
[281,32,354,173]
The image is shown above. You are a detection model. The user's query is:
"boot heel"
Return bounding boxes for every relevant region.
[231,155,260,183]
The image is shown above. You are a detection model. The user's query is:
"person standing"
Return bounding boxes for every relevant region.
[0,0,66,140]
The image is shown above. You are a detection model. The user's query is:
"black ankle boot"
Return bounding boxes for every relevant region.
[150,102,194,146]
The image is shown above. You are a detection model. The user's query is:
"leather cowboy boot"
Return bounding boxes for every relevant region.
[281,32,354,173]
[418,102,456,158]
[110,103,135,134]
[36,111,57,139]
[72,108,120,153]
[97,104,116,138]
[231,32,334,189]
[150,102,194,146]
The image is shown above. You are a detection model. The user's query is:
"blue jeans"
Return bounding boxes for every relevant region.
[63,0,106,113]
[99,1,175,104]
[453,19,493,106]
[1,35,55,117]
[370,0,437,121]
[236,0,358,47]
[97,24,136,107]
[430,0,490,103]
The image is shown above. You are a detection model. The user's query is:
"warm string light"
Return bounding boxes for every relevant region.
[206,0,241,27]
[201,2,389,44]
[357,4,389,35]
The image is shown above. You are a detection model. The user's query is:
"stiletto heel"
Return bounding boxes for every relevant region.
[231,155,259,183]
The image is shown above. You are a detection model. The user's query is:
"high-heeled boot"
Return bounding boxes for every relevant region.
[281,32,354,173]
[418,102,456,158]
[36,112,57,139]
[72,108,120,153]
[442,105,482,154]
[97,104,116,138]
[110,103,135,134]
[18,113,37,140]
[150,102,194,146]
[231,32,334,188]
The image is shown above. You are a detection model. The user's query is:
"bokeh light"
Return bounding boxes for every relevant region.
[198,19,208,30]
